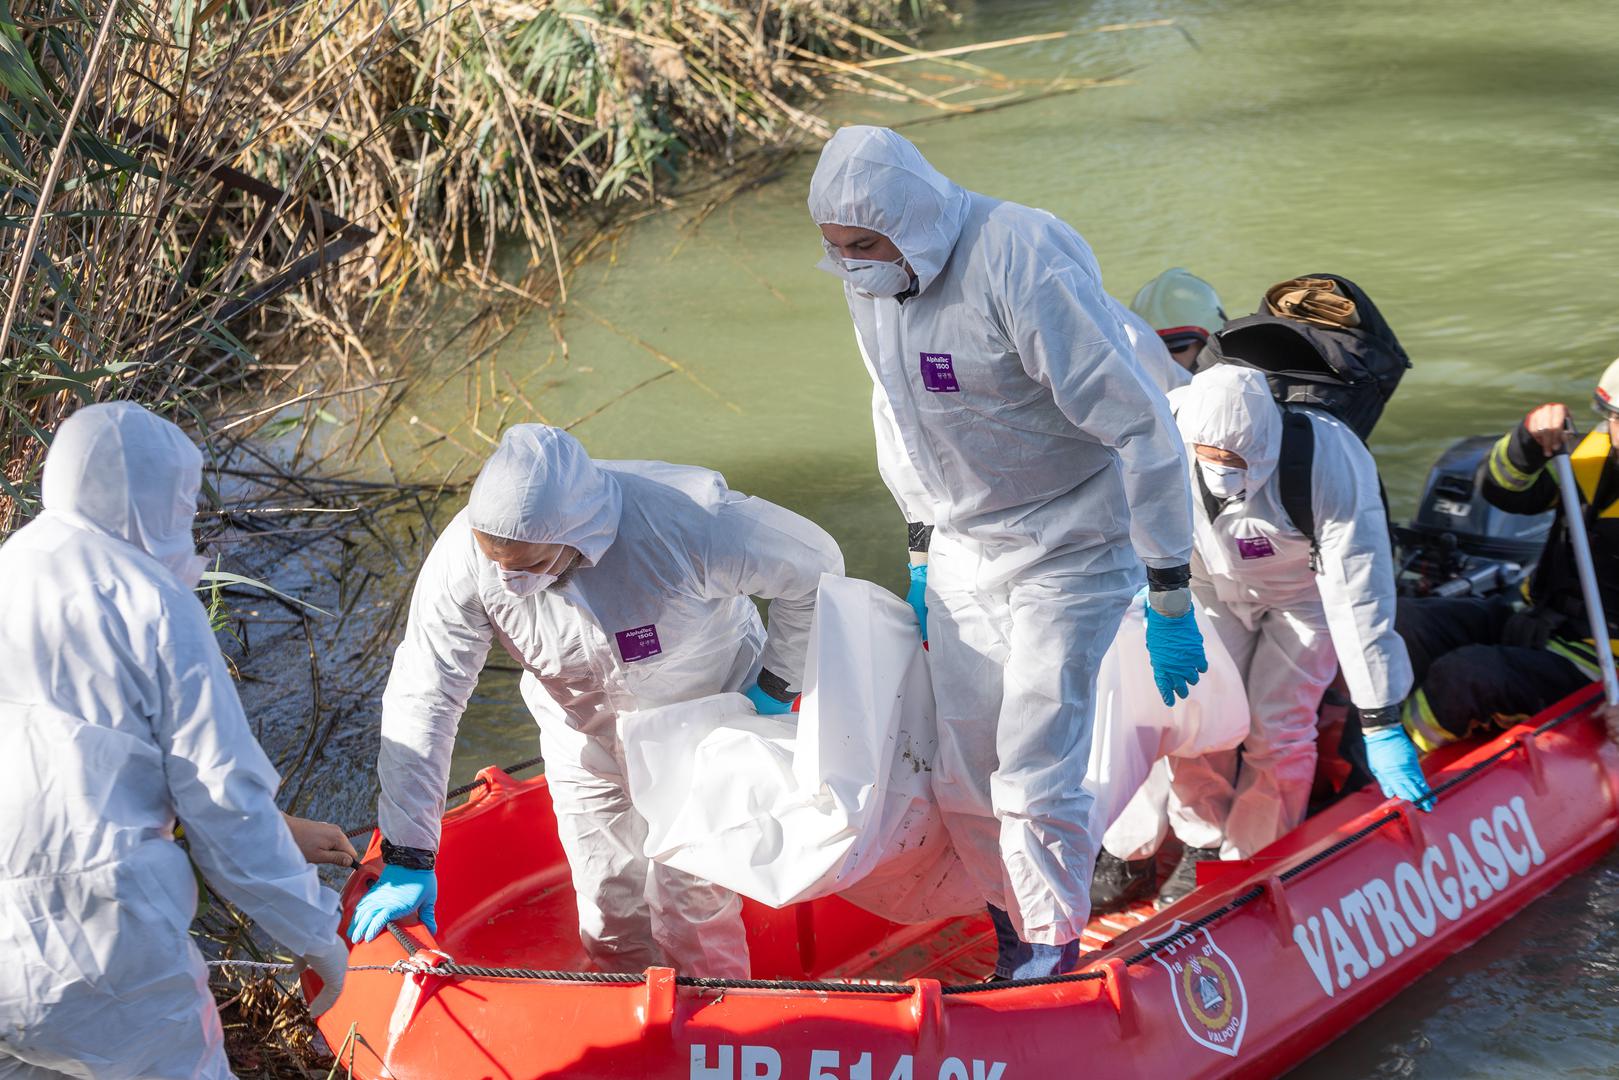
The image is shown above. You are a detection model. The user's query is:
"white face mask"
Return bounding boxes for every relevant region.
[495,548,579,597]
[817,250,913,299]
[1199,461,1247,500]
[498,568,557,597]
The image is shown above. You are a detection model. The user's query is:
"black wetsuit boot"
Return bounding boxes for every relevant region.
[1090,850,1157,914]
[1156,846,1221,911]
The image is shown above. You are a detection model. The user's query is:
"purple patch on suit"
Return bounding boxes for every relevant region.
[919,352,960,392]
[1235,536,1276,560]
[615,624,662,662]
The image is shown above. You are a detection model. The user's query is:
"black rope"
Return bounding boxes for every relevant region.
[358,694,1597,996]
[446,755,545,800]
[384,922,911,992]
[343,755,546,839]
[445,964,644,984]
[1279,811,1403,883]
[389,920,419,954]
[941,970,1105,994]
[1425,695,1585,800]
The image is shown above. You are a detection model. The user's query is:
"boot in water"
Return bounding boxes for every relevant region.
[1090,850,1158,914]
[1155,846,1221,911]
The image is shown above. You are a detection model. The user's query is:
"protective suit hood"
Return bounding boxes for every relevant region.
[468,424,623,566]
[41,402,202,579]
[808,126,970,297]
[1175,366,1282,492]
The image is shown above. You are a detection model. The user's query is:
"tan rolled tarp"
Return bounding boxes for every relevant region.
[1264,276,1361,329]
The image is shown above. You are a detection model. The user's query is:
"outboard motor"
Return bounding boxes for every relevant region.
[1395,435,1555,597]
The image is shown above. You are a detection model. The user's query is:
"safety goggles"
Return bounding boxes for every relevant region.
[1159,330,1209,358]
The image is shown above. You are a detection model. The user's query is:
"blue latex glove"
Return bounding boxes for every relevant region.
[745,682,794,716]
[1363,725,1436,811]
[1143,593,1208,706]
[348,865,437,943]
[906,563,928,643]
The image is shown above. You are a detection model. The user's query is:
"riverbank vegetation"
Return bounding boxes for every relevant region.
[0,0,953,536]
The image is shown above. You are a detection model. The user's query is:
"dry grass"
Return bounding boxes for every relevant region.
[0,0,949,534]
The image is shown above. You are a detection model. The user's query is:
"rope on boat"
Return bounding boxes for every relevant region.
[940,969,1104,993]
[206,957,452,976]
[378,923,918,993]
[342,754,546,839]
[306,693,1595,997]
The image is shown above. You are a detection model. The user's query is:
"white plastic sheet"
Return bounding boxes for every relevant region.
[1095,595,1252,861]
[619,578,1246,924]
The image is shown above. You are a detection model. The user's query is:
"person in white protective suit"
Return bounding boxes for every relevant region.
[808,126,1206,979]
[1100,366,1433,908]
[1112,296,1190,395]
[0,403,348,1080]
[352,425,842,977]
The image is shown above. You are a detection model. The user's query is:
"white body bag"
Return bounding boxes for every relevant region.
[619,575,1246,923]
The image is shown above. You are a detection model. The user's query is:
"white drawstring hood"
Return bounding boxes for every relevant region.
[1174,366,1282,493]
[41,401,206,588]
[468,424,623,569]
[808,125,970,298]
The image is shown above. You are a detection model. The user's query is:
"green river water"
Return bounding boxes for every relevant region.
[333,0,1619,1072]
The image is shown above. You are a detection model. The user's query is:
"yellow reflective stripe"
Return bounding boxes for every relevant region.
[1548,640,1598,679]
[1402,691,1455,753]
[1487,432,1540,492]
[1546,635,1619,679]
[1570,428,1619,518]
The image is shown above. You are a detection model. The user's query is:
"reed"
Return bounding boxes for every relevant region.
[0,0,946,535]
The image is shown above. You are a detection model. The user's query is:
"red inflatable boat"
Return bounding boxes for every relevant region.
[312,685,1618,1079]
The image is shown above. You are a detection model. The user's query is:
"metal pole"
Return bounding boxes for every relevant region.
[1551,452,1619,705]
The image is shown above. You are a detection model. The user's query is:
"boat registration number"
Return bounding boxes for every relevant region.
[691,1046,1006,1080]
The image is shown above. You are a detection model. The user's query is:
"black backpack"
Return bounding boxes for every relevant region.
[1201,274,1411,557]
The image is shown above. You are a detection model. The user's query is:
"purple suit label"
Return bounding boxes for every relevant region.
[919,352,960,392]
[615,624,662,662]
[1236,536,1276,560]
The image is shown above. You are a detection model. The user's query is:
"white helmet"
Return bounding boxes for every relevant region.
[1130,268,1227,345]
[1595,355,1619,419]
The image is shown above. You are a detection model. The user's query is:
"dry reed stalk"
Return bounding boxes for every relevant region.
[1,0,952,535]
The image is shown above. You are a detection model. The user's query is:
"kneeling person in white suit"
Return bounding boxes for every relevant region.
[1100,366,1432,909]
[0,403,348,1080]
[352,425,843,977]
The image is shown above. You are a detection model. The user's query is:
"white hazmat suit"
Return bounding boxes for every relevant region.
[1113,299,1191,395]
[809,127,1194,947]
[0,403,344,1080]
[376,426,842,977]
[1144,367,1413,858]
[1097,302,1218,864]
